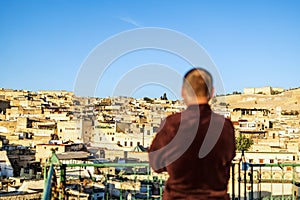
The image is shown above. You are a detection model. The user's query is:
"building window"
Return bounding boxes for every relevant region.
[130,141,133,147]
[147,130,150,135]
[270,159,274,163]
[124,141,127,146]
[112,137,114,141]
[259,159,264,164]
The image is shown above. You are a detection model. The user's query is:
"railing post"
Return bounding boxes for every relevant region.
[259,166,261,200]
[238,161,241,200]
[244,162,247,200]
[250,164,254,200]
[270,166,273,200]
[281,165,284,200]
[160,176,163,199]
[232,163,235,200]
[292,165,295,200]
[59,164,66,200]
[120,176,123,200]
[147,165,150,199]
[42,164,54,200]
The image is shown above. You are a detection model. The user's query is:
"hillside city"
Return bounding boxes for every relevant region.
[0,86,299,199]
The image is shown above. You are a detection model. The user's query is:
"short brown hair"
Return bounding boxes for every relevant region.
[183,68,213,100]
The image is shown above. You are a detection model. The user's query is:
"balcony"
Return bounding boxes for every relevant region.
[231,161,300,200]
[42,159,300,200]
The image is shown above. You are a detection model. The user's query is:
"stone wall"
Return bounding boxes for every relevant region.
[0,192,42,200]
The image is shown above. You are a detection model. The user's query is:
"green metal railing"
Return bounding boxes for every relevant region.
[42,160,162,200]
[42,154,300,200]
[42,164,54,200]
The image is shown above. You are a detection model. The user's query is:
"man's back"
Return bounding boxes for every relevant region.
[149,104,235,199]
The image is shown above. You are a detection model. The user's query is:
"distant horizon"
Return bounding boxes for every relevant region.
[1,85,299,100]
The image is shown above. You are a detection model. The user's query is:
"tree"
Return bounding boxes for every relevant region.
[160,93,168,100]
[232,91,242,95]
[143,97,153,103]
[236,134,253,151]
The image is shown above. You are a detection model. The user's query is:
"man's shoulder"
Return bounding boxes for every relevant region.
[161,112,182,129]
[166,112,182,122]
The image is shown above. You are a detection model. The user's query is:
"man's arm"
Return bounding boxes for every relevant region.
[148,119,168,173]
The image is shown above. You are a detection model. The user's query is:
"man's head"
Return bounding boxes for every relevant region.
[182,68,214,105]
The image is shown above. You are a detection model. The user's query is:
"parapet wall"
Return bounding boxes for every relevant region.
[0,192,42,200]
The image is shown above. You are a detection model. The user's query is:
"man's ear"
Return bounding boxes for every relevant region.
[181,86,185,99]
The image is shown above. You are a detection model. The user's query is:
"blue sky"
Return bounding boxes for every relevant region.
[1,0,299,99]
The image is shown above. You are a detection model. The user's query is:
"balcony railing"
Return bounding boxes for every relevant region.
[42,162,161,200]
[231,161,300,200]
[42,158,300,200]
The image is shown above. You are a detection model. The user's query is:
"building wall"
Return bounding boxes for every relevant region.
[127,151,148,162]
[0,121,17,133]
[16,117,27,130]
[272,87,285,93]
[82,120,94,144]
[244,87,274,95]
[104,149,124,160]
[5,107,21,120]
[57,120,82,141]
[235,151,296,164]
[35,144,66,164]
[255,87,272,95]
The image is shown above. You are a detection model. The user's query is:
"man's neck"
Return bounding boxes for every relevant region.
[185,98,209,106]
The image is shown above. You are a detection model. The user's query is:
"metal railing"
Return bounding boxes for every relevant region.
[231,161,300,200]
[42,158,300,199]
[42,162,163,200]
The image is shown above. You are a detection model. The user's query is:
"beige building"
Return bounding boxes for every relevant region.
[0,121,17,133]
[244,86,285,95]
[35,142,86,164]
[231,108,270,124]
[57,119,83,142]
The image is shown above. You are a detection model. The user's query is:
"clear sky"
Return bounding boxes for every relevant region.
[1,0,299,99]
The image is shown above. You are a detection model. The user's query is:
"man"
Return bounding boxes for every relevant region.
[148,68,236,199]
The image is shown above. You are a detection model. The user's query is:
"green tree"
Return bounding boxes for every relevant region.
[160,93,168,100]
[143,97,154,103]
[236,134,253,151]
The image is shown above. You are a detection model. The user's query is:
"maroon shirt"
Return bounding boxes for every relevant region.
[149,104,235,200]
